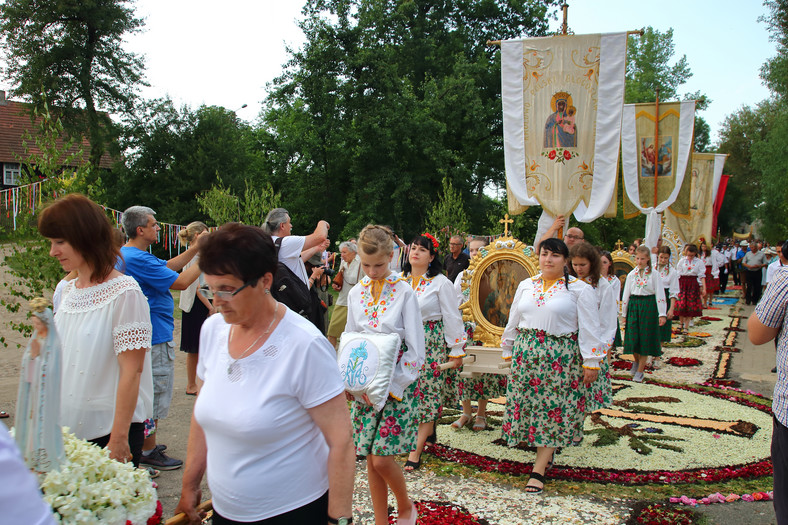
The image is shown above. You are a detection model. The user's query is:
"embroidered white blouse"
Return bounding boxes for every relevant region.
[582,277,617,354]
[405,273,467,357]
[345,274,426,400]
[676,256,706,284]
[54,276,153,441]
[621,267,667,318]
[656,264,680,300]
[501,274,603,369]
[702,251,722,278]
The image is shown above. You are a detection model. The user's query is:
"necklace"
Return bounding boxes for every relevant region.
[227,302,279,378]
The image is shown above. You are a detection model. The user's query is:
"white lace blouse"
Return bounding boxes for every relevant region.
[405,273,467,357]
[54,276,153,441]
[501,274,603,369]
[677,256,706,284]
[621,267,667,318]
[657,264,680,300]
[582,277,617,354]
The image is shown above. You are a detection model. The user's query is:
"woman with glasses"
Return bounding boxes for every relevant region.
[174,223,354,525]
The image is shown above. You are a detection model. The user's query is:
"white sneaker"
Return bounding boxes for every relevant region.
[629,362,638,377]
[652,358,662,370]
[633,371,644,383]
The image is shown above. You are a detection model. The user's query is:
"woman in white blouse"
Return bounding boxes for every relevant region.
[621,246,667,383]
[655,246,679,368]
[500,238,602,495]
[39,194,153,467]
[345,225,425,525]
[675,244,706,332]
[402,234,466,470]
[569,242,616,416]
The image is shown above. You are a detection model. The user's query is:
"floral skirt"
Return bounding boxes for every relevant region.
[413,320,456,423]
[676,276,702,318]
[501,329,585,448]
[351,380,419,456]
[446,323,507,404]
[705,266,720,293]
[660,288,673,342]
[623,295,662,357]
[585,355,612,413]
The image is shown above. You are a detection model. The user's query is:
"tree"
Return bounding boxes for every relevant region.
[262,0,560,241]
[425,177,470,256]
[196,178,282,228]
[108,99,267,225]
[0,0,146,171]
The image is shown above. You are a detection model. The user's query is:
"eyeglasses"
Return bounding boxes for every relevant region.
[199,280,256,301]
[565,234,584,240]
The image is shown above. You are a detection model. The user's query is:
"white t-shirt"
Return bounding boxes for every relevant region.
[272,235,308,284]
[55,276,153,440]
[767,259,785,284]
[195,308,344,522]
[0,423,56,525]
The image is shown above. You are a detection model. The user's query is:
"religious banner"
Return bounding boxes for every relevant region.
[712,174,730,235]
[502,32,627,222]
[621,100,696,247]
[664,153,727,244]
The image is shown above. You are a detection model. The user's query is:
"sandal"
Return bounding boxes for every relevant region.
[0,411,8,419]
[404,455,421,471]
[425,421,437,444]
[472,415,487,432]
[450,413,472,430]
[525,471,545,495]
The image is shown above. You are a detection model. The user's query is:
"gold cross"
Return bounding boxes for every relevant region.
[499,214,514,236]
[615,239,624,251]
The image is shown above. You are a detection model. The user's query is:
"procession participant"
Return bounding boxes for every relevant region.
[174,223,354,525]
[621,246,667,383]
[715,243,729,294]
[444,235,470,283]
[600,251,623,351]
[452,238,506,431]
[735,241,749,298]
[178,222,212,396]
[42,194,153,467]
[344,225,424,525]
[675,244,706,333]
[500,238,602,495]
[327,241,362,348]
[700,242,719,308]
[763,248,778,293]
[402,234,466,470]
[537,215,585,249]
[654,246,679,369]
[569,243,615,416]
[120,205,203,470]
[743,240,768,305]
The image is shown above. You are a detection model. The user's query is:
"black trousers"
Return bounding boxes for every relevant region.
[89,422,145,467]
[746,270,763,304]
[212,491,329,524]
[719,266,729,293]
[774,416,788,524]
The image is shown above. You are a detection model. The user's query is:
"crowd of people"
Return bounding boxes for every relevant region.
[6,192,788,524]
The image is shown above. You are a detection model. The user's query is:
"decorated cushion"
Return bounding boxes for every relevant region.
[337,331,401,411]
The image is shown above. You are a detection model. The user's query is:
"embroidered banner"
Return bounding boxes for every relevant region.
[664,153,727,244]
[502,32,627,221]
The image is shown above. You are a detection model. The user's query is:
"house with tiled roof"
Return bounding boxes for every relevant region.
[0,91,113,189]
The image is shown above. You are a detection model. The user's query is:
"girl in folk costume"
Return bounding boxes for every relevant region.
[654,246,680,369]
[569,243,616,416]
[700,241,719,308]
[600,251,623,351]
[344,225,425,525]
[402,234,467,470]
[452,238,507,431]
[500,238,603,495]
[675,244,706,333]
[622,246,667,383]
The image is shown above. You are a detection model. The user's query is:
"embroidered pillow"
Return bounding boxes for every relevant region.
[337,332,401,411]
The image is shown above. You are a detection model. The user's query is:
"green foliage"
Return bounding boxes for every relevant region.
[263,0,560,240]
[761,0,788,98]
[425,178,470,255]
[196,178,282,227]
[0,0,145,170]
[625,27,692,104]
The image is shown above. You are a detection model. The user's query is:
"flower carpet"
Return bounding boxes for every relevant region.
[350,292,775,524]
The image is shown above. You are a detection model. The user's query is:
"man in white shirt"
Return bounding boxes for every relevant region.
[262,208,330,288]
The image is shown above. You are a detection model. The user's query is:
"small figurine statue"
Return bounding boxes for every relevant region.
[14,297,65,474]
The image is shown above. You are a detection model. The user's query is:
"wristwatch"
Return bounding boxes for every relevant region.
[327,516,353,525]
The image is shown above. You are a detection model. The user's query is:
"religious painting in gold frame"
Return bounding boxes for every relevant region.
[459,237,539,347]
[611,240,636,291]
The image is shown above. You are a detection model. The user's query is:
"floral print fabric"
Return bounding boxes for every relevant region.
[501,329,585,448]
[351,381,418,456]
[414,320,455,422]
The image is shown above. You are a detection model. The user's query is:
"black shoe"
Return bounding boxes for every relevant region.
[140,447,183,470]
[773,367,778,373]
[155,443,167,453]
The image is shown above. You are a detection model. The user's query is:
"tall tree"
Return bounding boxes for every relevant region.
[0,0,145,171]
[262,0,560,240]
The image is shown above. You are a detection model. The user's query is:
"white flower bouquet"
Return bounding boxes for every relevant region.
[40,429,159,525]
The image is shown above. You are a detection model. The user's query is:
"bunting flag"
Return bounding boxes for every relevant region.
[502,32,627,222]
[621,100,696,247]
[664,153,728,244]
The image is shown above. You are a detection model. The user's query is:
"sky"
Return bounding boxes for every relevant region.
[123,0,774,144]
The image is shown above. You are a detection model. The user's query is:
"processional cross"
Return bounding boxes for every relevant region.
[499,214,514,236]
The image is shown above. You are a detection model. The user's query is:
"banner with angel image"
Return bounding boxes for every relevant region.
[502,33,627,222]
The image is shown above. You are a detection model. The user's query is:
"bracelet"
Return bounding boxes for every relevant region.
[327,517,353,525]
